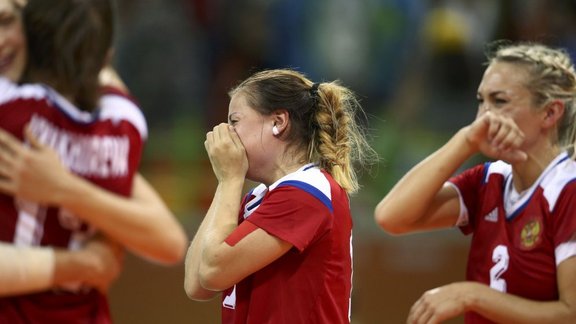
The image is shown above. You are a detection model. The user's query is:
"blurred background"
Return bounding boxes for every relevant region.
[107,0,576,323]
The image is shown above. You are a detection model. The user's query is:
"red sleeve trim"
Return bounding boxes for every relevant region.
[225,221,258,246]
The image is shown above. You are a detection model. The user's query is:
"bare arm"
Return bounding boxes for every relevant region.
[0,237,123,297]
[374,128,473,234]
[57,172,187,265]
[0,128,187,265]
[0,243,55,296]
[184,179,243,301]
[185,180,291,295]
[375,112,527,234]
[184,202,222,301]
[184,124,292,298]
[408,257,576,323]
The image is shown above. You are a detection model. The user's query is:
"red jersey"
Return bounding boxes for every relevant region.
[221,164,353,324]
[0,78,147,323]
[450,152,576,323]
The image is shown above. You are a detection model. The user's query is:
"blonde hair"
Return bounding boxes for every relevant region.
[230,69,377,194]
[487,41,576,149]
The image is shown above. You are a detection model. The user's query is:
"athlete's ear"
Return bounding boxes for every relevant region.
[542,100,564,129]
[271,109,289,135]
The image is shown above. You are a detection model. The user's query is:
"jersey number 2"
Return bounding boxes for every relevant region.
[489,245,509,292]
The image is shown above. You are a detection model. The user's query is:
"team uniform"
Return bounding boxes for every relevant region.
[449,152,576,323]
[221,164,353,324]
[0,77,147,324]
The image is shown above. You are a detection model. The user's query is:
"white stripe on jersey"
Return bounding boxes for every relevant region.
[541,153,576,212]
[269,163,331,200]
[555,239,576,266]
[484,152,576,216]
[484,160,511,183]
[100,95,147,139]
[243,184,268,219]
[445,182,469,227]
[0,77,148,140]
[0,77,46,104]
[243,164,332,219]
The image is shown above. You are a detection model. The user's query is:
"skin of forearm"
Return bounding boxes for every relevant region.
[0,244,54,296]
[184,179,244,297]
[375,129,476,233]
[184,201,224,300]
[470,283,575,323]
[52,249,90,288]
[55,174,186,265]
[198,179,244,289]
[184,237,218,300]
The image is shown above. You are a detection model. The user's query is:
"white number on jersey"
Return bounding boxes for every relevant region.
[13,198,92,249]
[223,285,237,309]
[489,245,509,292]
[13,198,46,246]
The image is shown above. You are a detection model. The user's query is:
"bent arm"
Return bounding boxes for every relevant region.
[0,237,123,296]
[184,180,291,299]
[0,243,55,296]
[410,258,576,323]
[473,257,576,323]
[184,207,221,301]
[185,123,291,298]
[184,178,243,300]
[375,111,528,235]
[0,126,187,265]
[57,173,187,265]
[374,129,475,234]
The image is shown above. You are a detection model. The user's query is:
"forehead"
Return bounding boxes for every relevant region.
[228,92,258,117]
[478,62,530,93]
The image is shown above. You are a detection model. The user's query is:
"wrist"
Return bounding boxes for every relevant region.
[454,128,478,159]
[218,177,245,189]
[0,245,55,295]
[53,249,84,285]
[54,173,87,208]
[462,282,483,312]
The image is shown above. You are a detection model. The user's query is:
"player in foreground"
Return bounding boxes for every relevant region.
[0,0,186,322]
[375,41,576,323]
[185,69,377,323]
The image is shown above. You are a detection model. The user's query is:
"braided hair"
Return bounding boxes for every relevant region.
[486,41,576,149]
[229,69,377,194]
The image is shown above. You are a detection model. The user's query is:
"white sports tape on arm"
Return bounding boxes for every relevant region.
[0,243,55,296]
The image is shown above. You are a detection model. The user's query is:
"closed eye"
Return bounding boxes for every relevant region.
[494,98,507,105]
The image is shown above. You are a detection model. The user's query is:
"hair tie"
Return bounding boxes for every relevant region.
[310,82,320,96]
[309,82,320,107]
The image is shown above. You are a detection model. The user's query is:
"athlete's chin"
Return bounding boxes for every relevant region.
[245,170,267,186]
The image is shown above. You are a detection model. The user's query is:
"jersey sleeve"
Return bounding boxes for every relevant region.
[246,185,332,252]
[0,77,11,102]
[99,93,148,141]
[551,183,576,265]
[0,78,35,109]
[99,91,147,192]
[448,164,486,235]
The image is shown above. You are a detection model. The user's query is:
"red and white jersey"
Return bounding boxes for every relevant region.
[449,152,576,323]
[0,77,147,324]
[221,164,353,324]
